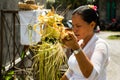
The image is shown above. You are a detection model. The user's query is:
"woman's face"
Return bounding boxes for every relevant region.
[72,14,94,41]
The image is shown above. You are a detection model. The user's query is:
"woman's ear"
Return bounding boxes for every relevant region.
[90,21,96,29]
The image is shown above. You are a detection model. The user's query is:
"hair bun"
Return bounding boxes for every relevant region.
[88,5,97,11]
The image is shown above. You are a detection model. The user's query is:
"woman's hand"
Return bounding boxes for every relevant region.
[62,32,80,50]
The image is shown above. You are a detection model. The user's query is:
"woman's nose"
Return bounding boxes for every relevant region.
[73,27,77,33]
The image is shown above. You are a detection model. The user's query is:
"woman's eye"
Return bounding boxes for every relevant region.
[72,24,81,28]
[76,25,81,28]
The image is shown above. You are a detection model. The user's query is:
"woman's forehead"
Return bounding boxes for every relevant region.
[72,15,84,22]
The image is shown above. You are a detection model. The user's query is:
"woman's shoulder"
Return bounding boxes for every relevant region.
[92,34,108,44]
[96,37,109,47]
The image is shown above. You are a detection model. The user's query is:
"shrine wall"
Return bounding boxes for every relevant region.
[0,0,47,69]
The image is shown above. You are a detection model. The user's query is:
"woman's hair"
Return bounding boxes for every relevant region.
[72,5,99,29]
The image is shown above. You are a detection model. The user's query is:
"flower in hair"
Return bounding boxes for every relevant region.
[88,5,97,11]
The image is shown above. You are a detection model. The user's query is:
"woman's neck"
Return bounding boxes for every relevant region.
[82,33,94,49]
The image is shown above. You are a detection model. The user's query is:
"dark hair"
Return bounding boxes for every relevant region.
[72,5,99,29]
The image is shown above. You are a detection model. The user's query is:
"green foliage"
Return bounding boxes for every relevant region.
[20,51,25,59]
[108,35,120,40]
[3,70,14,80]
[47,0,88,10]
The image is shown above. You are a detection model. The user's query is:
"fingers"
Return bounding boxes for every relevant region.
[65,35,72,41]
[68,32,77,42]
[62,32,77,45]
[63,32,74,41]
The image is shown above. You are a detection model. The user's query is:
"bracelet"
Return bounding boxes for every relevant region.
[73,48,81,54]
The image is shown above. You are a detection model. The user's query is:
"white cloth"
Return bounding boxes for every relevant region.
[65,34,110,80]
[19,10,47,45]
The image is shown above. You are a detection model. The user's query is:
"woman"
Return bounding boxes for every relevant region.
[61,5,110,80]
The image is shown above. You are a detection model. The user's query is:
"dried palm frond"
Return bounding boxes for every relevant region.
[29,8,69,80]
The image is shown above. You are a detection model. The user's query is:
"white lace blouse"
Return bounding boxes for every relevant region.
[65,34,110,80]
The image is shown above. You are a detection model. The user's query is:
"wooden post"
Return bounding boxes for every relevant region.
[0,10,3,78]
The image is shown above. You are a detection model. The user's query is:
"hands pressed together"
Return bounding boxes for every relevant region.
[62,31,82,50]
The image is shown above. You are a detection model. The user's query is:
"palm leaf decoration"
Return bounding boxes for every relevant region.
[29,7,68,80]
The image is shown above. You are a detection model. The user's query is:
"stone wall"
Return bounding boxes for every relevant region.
[0,0,18,10]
